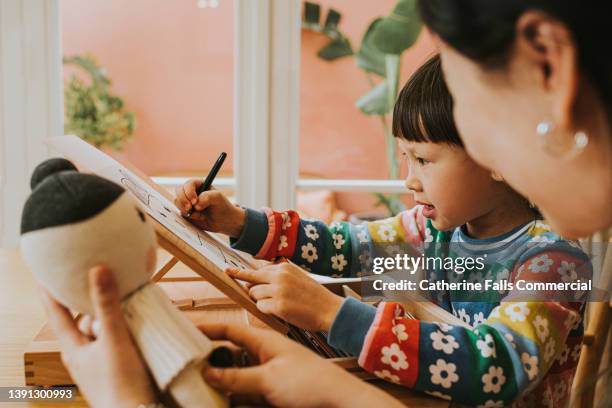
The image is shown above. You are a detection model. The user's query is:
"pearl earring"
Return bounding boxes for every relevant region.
[491,171,504,182]
[536,120,589,159]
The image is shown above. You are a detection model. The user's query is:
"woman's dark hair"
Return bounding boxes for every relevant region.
[392,54,462,146]
[417,0,612,107]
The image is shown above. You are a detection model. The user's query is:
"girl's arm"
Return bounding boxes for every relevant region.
[348,250,590,406]
[231,205,428,277]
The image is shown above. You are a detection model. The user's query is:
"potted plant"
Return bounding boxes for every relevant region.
[302,0,422,220]
[64,54,136,150]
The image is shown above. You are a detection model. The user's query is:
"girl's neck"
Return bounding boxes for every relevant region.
[465,199,537,240]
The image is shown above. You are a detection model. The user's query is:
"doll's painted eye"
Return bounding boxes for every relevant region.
[136,208,146,222]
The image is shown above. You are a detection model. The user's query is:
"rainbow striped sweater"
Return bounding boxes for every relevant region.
[230,205,591,407]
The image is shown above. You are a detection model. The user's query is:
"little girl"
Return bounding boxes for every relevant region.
[175,55,590,407]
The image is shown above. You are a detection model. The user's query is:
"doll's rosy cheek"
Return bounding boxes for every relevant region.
[145,246,156,274]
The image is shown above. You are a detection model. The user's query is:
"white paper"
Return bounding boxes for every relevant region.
[311,274,361,284]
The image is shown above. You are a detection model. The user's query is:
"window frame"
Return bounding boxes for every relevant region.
[158,0,408,205]
[0,0,407,246]
[0,0,62,247]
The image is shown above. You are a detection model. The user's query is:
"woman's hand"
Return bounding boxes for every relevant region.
[201,323,403,408]
[174,179,246,238]
[40,266,158,408]
[226,263,344,332]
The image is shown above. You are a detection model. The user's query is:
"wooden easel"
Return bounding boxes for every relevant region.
[151,217,288,333]
[24,136,462,389]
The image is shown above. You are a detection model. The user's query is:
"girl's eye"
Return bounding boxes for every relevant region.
[416,157,429,165]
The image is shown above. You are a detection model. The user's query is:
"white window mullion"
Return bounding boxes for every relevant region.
[268,0,300,210]
[233,0,271,209]
[296,179,407,194]
[45,0,64,166]
[235,0,300,210]
[153,176,235,191]
[0,0,60,247]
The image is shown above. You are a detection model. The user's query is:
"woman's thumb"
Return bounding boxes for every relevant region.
[203,366,264,395]
[88,265,129,341]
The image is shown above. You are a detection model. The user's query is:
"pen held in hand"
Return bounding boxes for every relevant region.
[186,152,227,217]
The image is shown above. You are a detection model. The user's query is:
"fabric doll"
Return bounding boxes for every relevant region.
[20,158,227,408]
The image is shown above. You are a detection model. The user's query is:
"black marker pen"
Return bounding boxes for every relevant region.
[186,152,227,217]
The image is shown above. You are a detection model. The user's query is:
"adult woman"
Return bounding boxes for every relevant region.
[42,1,610,406]
[417,0,611,238]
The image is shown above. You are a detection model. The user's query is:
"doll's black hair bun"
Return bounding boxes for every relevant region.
[21,159,124,234]
[30,158,78,190]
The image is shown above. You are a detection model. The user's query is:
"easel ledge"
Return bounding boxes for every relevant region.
[153,220,288,333]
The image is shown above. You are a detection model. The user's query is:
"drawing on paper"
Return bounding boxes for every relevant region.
[46,135,251,273]
[114,168,249,271]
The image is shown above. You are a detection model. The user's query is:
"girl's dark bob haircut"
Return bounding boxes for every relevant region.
[392,55,463,147]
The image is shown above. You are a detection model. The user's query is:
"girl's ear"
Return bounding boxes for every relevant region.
[490,171,505,182]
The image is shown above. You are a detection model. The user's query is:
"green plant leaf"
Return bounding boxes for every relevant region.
[303,2,321,29]
[370,0,422,54]
[323,8,341,32]
[302,2,352,60]
[385,54,400,111]
[317,36,353,61]
[356,18,386,77]
[356,55,400,115]
[373,193,406,216]
[356,81,392,115]
[63,54,135,150]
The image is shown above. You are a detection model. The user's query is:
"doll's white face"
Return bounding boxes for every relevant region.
[21,192,157,315]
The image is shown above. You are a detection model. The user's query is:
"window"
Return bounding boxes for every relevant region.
[0,0,433,246]
[61,0,235,192]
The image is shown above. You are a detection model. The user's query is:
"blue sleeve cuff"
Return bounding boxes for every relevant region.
[327,297,376,356]
[230,208,269,255]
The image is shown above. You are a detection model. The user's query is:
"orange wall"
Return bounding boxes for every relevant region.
[62,0,436,213]
[62,0,234,175]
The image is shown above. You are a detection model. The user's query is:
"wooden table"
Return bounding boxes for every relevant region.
[0,248,87,407]
[0,248,449,407]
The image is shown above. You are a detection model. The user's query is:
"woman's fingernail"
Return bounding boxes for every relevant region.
[203,367,221,382]
[94,268,111,291]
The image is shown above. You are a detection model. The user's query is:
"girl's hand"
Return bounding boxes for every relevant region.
[40,266,158,408]
[226,263,344,332]
[201,323,404,408]
[174,179,246,238]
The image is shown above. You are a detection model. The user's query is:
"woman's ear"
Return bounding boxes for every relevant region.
[515,11,579,132]
[490,171,504,182]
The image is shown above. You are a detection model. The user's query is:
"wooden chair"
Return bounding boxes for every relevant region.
[570,228,612,408]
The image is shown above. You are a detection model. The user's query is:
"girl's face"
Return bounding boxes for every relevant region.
[398,139,509,232]
[436,40,612,238]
